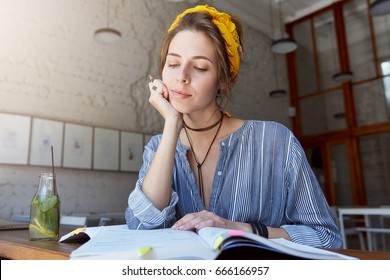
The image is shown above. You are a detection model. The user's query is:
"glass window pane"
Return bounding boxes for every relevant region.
[344,0,376,82]
[330,143,353,206]
[314,11,340,90]
[372,13,390,62]
[300,90,346,135]
[359,133,390,206]
[353,78,390,126]
[382,61,390,109]
[293,20,317,96]
[383,61,390,75]
[305,147,325,192]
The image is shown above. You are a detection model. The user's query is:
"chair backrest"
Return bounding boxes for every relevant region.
[329,206,339,225]
[98,217,113,226]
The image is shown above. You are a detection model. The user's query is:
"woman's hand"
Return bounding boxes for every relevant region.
[171,210,291,240]
[172,210,231,231]
[148,77,182,121]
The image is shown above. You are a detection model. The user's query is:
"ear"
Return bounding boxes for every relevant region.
[217,81,228,93]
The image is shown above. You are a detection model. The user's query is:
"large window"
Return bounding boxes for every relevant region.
[344,0,376,82]
[359,133,390,206]
[353,79,389,126]
[381,61,390,114]
[287,0,390,207]
[300,90,346,135]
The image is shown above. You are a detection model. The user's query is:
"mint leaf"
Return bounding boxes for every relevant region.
[40,195,59,212]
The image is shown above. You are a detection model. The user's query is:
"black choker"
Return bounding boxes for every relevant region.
[183,111,224,132]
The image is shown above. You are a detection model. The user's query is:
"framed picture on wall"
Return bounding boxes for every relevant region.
[93,127,119,171]
[63,123,93,169]
[0,113,31,165]
[29,118,63,167]
[120,131,143,172]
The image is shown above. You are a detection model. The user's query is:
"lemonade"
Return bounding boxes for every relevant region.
[29,173,60,241]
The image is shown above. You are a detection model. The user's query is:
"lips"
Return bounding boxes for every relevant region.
[171,89,192,99]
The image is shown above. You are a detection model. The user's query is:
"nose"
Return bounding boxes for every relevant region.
[176,67,190,84]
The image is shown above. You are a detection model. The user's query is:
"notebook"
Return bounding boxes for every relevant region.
[0,218,29,230]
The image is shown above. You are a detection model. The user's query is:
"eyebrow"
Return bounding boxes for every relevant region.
[167,52,214,64]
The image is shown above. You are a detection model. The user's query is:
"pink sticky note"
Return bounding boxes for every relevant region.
[227,230,244,237]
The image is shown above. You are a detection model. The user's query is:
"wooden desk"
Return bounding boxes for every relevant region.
[0,228,78,260]
[1,228,390,260]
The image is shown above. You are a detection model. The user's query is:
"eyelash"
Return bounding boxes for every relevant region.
[194,66,207,72]
[168,64,207,72]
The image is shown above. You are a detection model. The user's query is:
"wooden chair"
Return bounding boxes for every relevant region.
[60,216,87,229]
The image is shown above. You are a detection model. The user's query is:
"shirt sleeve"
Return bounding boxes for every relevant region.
[125,136,179,229]
[281,134,343,248]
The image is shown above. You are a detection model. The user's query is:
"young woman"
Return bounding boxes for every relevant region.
[125,5,342,248]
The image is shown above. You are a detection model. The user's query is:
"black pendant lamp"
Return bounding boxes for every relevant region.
[94,0,122,44]
[268,0,288,98]
[271,0,297,54]
[269,89,287,98]
[370,0,390,16]
[272,38,298,54]
[326,22,353,83]
[332,71,354,83]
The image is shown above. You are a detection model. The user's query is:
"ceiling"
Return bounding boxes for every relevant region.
[208,0,335,37]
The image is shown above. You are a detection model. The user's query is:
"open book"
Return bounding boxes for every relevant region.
[59,226,102,243]
[60,225,356,260]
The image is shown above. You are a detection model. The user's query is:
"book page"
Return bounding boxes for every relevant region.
[59,225,106,243]
[268,238,357,260]
[70,227,218,260]
[197,227,357,260]
[196,227,229,249]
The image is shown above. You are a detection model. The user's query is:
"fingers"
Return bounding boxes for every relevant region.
[147,75,182,122]
[172,213,201,230]
[148,75,168,100]
[149,79,163,96]
[172,211,227,231]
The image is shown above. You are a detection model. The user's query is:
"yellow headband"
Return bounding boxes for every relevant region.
[168,5,243,79]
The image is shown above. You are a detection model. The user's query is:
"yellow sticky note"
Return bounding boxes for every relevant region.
[213,235,224,250]
[71,228,85,236]
[137,246,153,256]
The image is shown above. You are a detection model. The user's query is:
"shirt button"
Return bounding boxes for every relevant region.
[217,171,222,176]
[221,142,225,147]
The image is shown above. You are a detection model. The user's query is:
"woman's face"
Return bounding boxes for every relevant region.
[162,30,219,114]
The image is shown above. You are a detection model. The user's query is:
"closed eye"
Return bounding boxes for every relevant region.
[194,66,207,72]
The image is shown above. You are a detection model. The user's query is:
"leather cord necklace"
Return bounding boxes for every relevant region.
[183,112,224,203]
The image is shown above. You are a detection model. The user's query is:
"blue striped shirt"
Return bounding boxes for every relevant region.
[125,121,342,248]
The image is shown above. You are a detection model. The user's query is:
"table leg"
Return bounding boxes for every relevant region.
[365,214,374,251]
[339,211,347,249]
